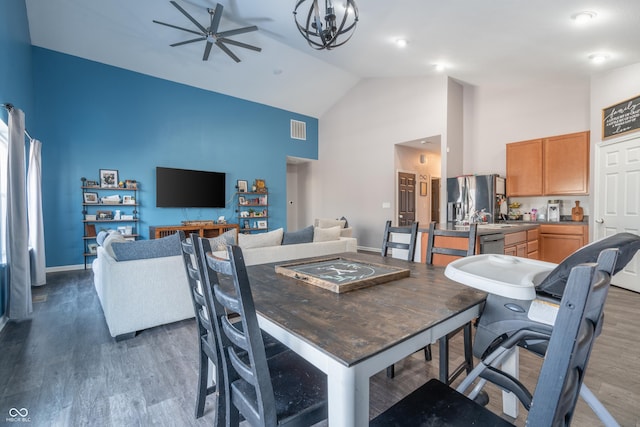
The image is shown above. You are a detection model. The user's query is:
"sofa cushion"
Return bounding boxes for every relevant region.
[313,226,342,242]
[282,225,314,245]
[315,218,347,229]
[238,228,284,249]
[208,229,238,251]
[111,233,182,261]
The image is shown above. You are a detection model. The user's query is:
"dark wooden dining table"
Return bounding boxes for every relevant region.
[244,251,487,427]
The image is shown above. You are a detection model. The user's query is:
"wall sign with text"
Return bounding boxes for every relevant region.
[602,94,640,140]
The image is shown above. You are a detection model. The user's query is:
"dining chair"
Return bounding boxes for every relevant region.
[204,243,328,427]
[426,221,478,385]
[370,249,618,426]
[177,230,225,422]
[179,232,287,422]
[381,220,419,261]
[381,220,426,378]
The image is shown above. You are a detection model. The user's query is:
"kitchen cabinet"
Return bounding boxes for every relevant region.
[506,139,543,197]
[527,228,539,260]
[544,132,590,195]
[504,230,528,257]
[539,224,588,263]
[506,131,589,196]
[503,227,539,259]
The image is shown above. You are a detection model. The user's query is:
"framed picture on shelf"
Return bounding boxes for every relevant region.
[84,223,97,237]
[96,210,114,220]
[87,243,98,254]
[257,220,267,229]
[83,192,98,204]
[237,180,248,193]
[125,179,137,189]
[122,195,135,205]
[85,180,99,188]
[100,169,119,188]
[242,219,250,229]
[239,196,246,205]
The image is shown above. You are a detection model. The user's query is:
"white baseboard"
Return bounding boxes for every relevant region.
[46,264,88,273]
[358,245,379,253]
[0,315,7,334]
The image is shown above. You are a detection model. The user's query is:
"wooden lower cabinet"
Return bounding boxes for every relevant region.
[149,223,239,239]
[504,230,527,258]
[539,224,588,263]
[527,228,539,260]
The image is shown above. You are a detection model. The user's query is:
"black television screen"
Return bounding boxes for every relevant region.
[156,167,226,208]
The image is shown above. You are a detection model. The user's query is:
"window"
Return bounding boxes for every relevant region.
[0,119,7,263]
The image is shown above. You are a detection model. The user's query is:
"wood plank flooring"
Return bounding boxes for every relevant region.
[0,269,638,426]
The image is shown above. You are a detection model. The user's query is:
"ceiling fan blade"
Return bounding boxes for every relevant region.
[209,3,223,34]
[203,41,213,61]
[218,38,262,52]
[153,20,203,36]
[170,0,207,33]
[216,25,258,39]
[170,36,206,47]
[215,40,241,63]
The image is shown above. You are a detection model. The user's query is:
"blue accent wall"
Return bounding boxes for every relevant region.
[0,0,33,318]
[31,48,318,268]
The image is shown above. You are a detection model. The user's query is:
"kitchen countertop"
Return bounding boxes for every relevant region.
[421,220,587,236]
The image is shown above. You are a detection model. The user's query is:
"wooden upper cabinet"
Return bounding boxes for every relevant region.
[506,139,543,196]
[543,131,590,195]
[506,131,589,197]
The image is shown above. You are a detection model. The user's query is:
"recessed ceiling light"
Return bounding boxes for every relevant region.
[588,53,610,64]
[432,63,445,72]
[572,11,597,24]
[395,39,408,48]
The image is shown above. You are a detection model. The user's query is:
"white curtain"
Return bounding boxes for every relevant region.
[6,107,32,319]
[28,139,46,286]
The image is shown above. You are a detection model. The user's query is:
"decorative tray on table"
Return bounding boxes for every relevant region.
[275,257,410,293]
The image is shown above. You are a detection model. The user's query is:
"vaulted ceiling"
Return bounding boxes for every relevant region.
[25,0,640,117]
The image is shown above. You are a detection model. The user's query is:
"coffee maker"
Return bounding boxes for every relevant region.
[547,200,561,222]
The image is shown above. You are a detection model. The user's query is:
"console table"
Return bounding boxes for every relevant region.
[149,223,239,239]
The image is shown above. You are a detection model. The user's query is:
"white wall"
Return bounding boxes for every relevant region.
[313,76,448,249]
[463,78,591,176]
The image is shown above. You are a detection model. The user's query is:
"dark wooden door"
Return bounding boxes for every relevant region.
[397,172,416,226]
[431,178,440,224]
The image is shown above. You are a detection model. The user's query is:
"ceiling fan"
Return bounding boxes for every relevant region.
[153,1,261,63]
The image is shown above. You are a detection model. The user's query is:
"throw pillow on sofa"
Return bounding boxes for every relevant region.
[315,218,347,229]
[101,232,127,259]
[313,226,342,242]
[110,233,182,261]
[282,225,314,245]
[238,228,284,249]
[208,229,238,251]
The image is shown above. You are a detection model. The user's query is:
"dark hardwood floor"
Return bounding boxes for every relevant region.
[1,269,638,426]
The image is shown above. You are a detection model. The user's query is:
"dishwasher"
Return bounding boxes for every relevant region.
[479,233,505,254]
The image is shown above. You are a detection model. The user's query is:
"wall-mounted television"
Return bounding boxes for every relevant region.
[156,167,226,208]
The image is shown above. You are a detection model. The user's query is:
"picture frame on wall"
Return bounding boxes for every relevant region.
[100,169,119,188]
[420,182,428,197]
[237,180,248,193]
[84,192,98,204]
[239,196,246,205]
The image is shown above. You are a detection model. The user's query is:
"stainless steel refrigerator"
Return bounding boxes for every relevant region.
[447,174,506,223]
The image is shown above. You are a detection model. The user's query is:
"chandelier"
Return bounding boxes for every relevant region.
[293,0,359,50]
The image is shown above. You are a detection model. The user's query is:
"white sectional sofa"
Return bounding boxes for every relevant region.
[93,225,357,340]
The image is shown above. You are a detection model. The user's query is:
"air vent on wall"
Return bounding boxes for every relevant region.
[290,120,307,140]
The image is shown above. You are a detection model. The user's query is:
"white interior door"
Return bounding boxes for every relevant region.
[596,136,640,292]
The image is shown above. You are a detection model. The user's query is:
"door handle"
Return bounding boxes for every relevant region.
[595,218,604,224]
